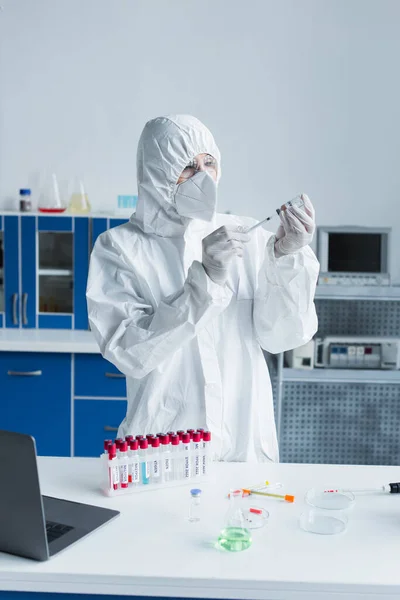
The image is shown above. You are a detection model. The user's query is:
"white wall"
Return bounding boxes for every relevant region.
[1,0,400,277]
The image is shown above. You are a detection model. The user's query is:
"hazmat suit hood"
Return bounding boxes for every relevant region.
[132,114,221,237]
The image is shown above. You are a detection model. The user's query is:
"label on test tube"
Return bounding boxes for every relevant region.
[182,433,191,479]
[202,431,211,475]
[151,437,161,480]
[119,442,129,489]
[139,438,150,484]
[108,444,120,491]
[129,440,140,484]
[192,432,201,477]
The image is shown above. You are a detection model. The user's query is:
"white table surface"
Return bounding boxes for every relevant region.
[0,329,99,353]
[1,458,400,599]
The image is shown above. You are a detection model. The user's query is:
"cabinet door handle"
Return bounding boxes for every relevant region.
[12,293,18,325]
[7,370,43,377]
[105,372,125,379]
[104,425,119,432]
[22,293,28,325]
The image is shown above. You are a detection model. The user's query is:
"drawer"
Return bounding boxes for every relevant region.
[74,399,127,457]
[74,353,126,397]
[0,352,71,456]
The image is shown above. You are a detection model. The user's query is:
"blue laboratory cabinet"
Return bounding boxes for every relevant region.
[0,213,128,330]
[0,213,129,457]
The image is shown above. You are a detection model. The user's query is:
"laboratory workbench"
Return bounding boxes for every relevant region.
[0,329,99,353]
[1,459,400,599]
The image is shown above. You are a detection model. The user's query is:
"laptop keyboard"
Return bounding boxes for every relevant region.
[46,520,74,543]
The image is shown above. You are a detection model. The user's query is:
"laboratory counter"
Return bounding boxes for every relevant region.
[0,329,99,353]
[1,459,400,599]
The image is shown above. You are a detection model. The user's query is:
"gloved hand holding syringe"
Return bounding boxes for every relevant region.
[246,195,305,233]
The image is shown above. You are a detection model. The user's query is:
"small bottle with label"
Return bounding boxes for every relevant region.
[170,435,182,480]
[19,189,32,212]
[191,432,202,478]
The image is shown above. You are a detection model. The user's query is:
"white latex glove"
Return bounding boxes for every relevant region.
[202,226,251,286]
[274,194,315,257]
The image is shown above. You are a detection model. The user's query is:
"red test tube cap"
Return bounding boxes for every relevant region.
[120,441,128,452]
[139,438,148,450]
[130,440,138,451]
[151,437,160,448]
[203,431,211,441]
[193,432,201,442]
[170,435,180,446]
[182,433,191,443]
[108,443,117,459]
[160,434,170,445]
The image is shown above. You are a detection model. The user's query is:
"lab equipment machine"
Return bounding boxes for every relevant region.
[316,226,391,286]
[314,336,400,369]
[285,340,315,369]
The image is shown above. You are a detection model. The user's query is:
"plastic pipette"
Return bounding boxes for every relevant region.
[242,488,295,503]
[325,482,400,495]
[247,196,304,233]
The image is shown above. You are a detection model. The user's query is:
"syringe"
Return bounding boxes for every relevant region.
[247,195,304,233]
[325,483,400,495]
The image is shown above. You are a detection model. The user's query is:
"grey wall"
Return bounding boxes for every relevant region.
[1,0,399,275]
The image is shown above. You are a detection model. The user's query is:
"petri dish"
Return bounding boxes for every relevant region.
[299,508,348,535]
[305,488,355,510]
[242,506,269,529]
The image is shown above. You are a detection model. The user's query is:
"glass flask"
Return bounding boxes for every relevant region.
[217,489,252,552]
[68,178,91,214]
[38,173,66,213]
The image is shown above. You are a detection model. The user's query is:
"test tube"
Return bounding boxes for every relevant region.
[170,434,181,480]
[182,433,192,480]
[139,438,150,485]
[160,434,171,482]
[108,444,120,491]
[150,437,161,484]
[202,431,212,476]
[119,441,129,489]
[177,430,185,441]
[129,439,140,485]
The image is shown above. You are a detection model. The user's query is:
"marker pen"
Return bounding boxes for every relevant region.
[160,434,171,482]
[170,435,181,480]
[119,441,129,489]
[192,432,202,478]
[108,444,120,491]
[139,438,150,484]
[182,433,192,479]
[129,439,140,484]
[202,431,211,476]
[150,437,161,483]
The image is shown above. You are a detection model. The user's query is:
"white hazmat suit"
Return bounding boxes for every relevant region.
[87,115,319,462]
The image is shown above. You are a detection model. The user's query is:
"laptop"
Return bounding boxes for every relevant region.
[0,430,119,561]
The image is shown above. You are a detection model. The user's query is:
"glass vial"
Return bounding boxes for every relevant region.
[188,488,202,522]
[19,189,32,212]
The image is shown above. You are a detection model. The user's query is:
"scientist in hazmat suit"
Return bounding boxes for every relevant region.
[86,114,319,462]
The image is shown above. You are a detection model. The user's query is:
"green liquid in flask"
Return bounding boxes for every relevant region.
[217,527,252,552]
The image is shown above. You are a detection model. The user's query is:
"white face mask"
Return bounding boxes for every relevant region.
[174,171,217,222]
